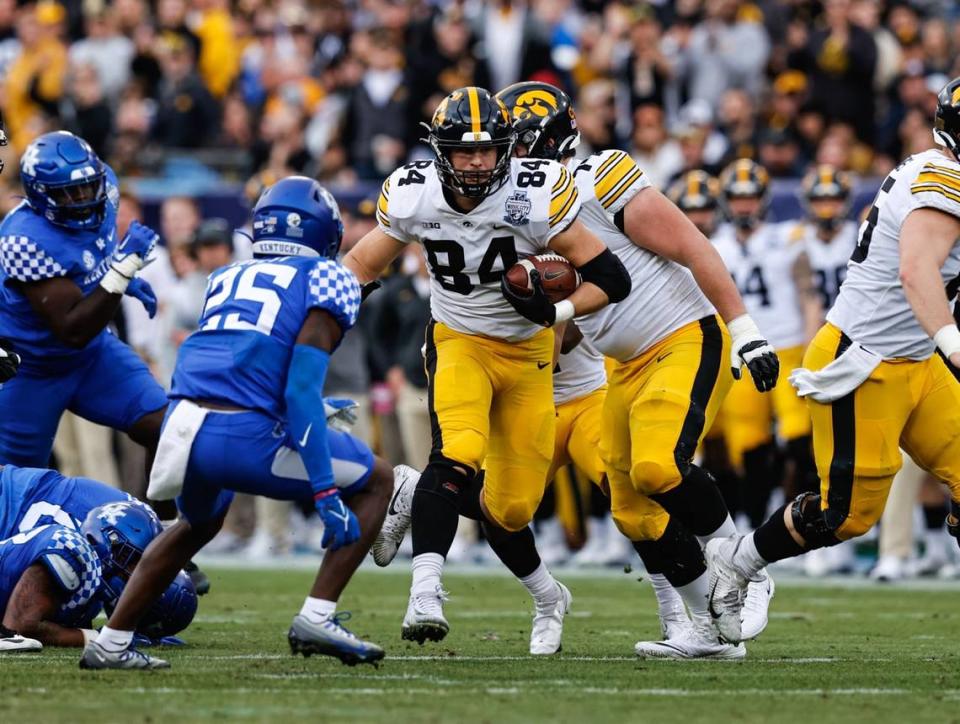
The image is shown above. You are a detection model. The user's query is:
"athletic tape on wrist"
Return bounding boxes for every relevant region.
[934,324,960,358]
[554,299,575,324]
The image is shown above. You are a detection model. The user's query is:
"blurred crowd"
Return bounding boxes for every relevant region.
[0,0,959,188]
[2,0,959,575]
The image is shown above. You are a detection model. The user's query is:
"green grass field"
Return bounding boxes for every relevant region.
[5,566,960,723]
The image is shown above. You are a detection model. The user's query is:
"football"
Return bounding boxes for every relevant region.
[504,253,580,303]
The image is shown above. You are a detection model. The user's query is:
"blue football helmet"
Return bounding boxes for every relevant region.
[81,501,162,601]
[104,570,198,638]
[20,131,107,230]
[251,176,344,260]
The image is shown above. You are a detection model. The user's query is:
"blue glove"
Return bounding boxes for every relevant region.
[323,397,359,432]
[102,221,159,294]
[125,277,157,319]
[117,220,159,262]
[314,488,360,551]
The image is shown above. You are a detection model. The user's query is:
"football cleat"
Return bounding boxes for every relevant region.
[705,537,754,644]
[0,625,41,653]
[634,618,746,660]
[530,581,572,656]
[288,613,384,666]
[371,465,418,567]
[870,554,908,582]
[401,584,450,644]
[740,570,775,641]
[79,640,170,670]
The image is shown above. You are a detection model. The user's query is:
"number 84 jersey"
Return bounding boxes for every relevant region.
[377,158,580,341]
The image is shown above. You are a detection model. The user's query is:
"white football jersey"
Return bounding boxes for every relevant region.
[571,150,715,363]
[828,149,960,360]
[554,337,606,406]
[377,157,580,341]
[713,221,807,350]
[802,220,858,310]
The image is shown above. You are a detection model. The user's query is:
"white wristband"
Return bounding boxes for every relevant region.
[726,314,760,339]
[553,299,575,325]
[934,324,960,358]
[81,628,98,646]
[100,267,132,295]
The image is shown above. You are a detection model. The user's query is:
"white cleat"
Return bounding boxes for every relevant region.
[530,582,572,655]
[741,570,775,641]
[401,584,449,644]
[870,555,908,582]
[659,609,690,641]
[0,630,41,653]
[371,465,419,567]
[635,618,746,660]
[79,640,169,670]
[705,537,754,644]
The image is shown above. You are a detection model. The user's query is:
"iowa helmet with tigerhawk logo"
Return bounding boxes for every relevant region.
[801,164,851,232]
[934,76,960,161]
[495,81,580,161]
[668,170,721,236]
[425,86,516,198]
[719,158,770,231]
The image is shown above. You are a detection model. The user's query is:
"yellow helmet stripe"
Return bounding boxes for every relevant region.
[467,87,481,135]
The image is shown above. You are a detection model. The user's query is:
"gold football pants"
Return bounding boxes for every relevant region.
[425,320,556,531]
[806,323,960,540]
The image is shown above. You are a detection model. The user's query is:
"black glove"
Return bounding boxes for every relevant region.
[0,338,20,383]
[500,269,557,327]
[361,280,381,302]
[728,316,779,392]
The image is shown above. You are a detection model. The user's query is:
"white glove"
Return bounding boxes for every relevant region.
[728,314,780,392]
[324,397,359,433]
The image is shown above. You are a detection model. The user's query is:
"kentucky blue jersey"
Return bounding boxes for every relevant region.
[0,464,132,539]
[170,256,361,417]
[0,524,102,622]
[0,167,120,369]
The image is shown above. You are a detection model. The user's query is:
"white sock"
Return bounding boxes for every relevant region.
[519,562,559,603]
[675,570,711,619]
[95,626,134,652]
[732,532,768,575]
[649,573,686,620]
[411,552,444,595]
[299,596,336,623]
[696,514,738,547]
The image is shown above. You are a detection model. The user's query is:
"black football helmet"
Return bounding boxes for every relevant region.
[719,158,770,231]
[801,164,851,232]
[495,81,580,161]
[934,76,960,162]
[667,170,720,212]
[425,87,516,198]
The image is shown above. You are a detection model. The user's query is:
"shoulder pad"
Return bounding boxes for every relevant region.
[910,158,960,217]
[590,150,649,214]
[0,234,69,282]
[381,161,436,222]
[306,258,362,331]
[40,526,102,613]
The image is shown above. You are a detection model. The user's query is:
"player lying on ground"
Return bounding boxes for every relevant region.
[345,86,630,651]
[706,76,960,644]
[2,496,195,652]
[80,177,394,671]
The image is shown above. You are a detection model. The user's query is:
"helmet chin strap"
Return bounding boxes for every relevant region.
[933,129,960,162]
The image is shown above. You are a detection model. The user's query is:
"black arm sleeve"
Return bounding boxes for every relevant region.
[576,248,631,304]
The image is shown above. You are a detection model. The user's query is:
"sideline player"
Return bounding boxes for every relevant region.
[80,177,393,670]
[707,78,960,644]
[343,87,630,646]
[498,82,779,659]
[713,160,822,528]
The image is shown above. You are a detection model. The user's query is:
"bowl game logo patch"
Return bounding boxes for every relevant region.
[504,190,531,226]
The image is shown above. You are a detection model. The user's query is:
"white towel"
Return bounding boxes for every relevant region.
[147,400,209,501]
[789,341,882,403]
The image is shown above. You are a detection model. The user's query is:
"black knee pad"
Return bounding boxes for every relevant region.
[790,492,841,549]
[632,518,706,587]
[649,465,728,537]
[417,457,476,509]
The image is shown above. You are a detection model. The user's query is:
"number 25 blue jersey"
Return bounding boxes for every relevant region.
[170,256,361,417]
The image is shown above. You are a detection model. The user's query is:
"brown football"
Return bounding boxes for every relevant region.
[504,253,580,303]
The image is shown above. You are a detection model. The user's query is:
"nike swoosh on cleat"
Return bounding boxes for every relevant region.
[708,580,721,620]
[388,481,407,516]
